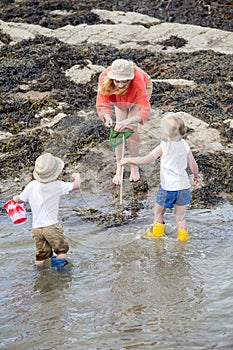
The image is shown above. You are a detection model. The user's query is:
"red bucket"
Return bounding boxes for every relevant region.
[3,200,27,224]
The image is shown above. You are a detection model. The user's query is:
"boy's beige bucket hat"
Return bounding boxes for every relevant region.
[33,153,64,183]
[107,59,134,81]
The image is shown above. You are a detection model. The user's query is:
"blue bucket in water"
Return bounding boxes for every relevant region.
[51,257,68,271]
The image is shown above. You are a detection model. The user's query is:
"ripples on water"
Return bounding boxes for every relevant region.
[0,195,233,350]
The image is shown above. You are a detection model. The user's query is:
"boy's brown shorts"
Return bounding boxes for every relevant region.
[32,223,69,261]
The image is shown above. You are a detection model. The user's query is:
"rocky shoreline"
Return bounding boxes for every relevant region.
[0,4,232,221]
[1,0,232,32]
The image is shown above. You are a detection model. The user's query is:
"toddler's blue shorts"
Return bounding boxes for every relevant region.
[156,185,192,208]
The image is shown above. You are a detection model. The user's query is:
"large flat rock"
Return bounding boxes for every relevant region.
[1,10,232,54]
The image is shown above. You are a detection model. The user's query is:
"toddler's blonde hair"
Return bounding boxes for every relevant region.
[161,112,186,140]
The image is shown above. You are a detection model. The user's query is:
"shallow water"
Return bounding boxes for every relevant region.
[1,192,233,350]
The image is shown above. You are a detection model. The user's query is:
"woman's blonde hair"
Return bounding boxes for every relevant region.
[100,62,136,96]
[161,112,186,140]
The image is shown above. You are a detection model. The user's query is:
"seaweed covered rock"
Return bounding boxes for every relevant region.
[0,5,232,216]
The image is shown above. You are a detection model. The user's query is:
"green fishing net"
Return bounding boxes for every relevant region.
[109,127,134,148]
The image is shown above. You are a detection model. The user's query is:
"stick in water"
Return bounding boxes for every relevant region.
[119,134,125,205]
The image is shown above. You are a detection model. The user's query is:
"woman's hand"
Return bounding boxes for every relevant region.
[114,120,130,131]
[115,115,142,131]
[104,114,113,127]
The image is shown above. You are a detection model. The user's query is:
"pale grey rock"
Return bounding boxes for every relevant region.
[0,11,232,54]
[65,61,105,84]
[40,113,67,127]
[0,19,52,45]
[138,111,226,154]
[224,119,233,128]
[0,131,12,140]
[153,79,196,87]
[92,9,161,25]
[50,10,75,16]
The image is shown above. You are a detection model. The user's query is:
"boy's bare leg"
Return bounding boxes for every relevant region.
[56,253,67,259]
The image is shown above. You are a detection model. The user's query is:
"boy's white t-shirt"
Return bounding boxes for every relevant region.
[160,139,190,191]
[19,180,73,228]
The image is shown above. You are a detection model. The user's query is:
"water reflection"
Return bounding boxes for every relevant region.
[107,237,204,348]
[33,268,73,294]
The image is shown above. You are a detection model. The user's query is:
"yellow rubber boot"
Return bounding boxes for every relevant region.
[145,222,165,238]
[177,228,188,240]
[153,222,165,237]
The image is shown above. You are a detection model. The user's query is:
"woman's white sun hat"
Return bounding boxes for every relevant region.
[107,59,134,81]
[33,153,64,183]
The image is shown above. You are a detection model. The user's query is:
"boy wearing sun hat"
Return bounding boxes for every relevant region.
[13,153,81,270]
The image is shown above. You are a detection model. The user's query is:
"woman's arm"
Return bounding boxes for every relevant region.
[121,145,162,166]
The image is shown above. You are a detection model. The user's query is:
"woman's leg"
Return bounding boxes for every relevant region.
[128,131,140,181]
[113,107,128,184]
[113,104,142,184]
[126,105,141,182]
[112,143,124,185]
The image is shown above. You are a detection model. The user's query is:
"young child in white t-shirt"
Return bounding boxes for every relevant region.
[121,112,201,240]
[13,153,81,269]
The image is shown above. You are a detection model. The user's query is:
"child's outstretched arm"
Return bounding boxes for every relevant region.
[121,145,162,166]
[71,173,81,191]
[188,150,201,186]
[13,195,24,203]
